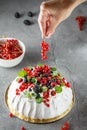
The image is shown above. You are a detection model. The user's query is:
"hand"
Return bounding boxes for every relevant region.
[38,0,76,38]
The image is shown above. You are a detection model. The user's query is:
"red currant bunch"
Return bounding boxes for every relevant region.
[0,39,23,60]
[75,16,86,31]
[41,41,49,60]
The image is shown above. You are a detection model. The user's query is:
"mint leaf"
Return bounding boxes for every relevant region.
[55,86,62,93]
[28,66,33,70]
[42,86,48,92]
[18,70,27,77]
[31,77,36,83]
[35,97,43,104]
[32,93,37,97]
[27,77,31,82]
[27,92,31,98]
[51,67,57,71]
[60,82,65,87]
[37,63,43,67]
[52,71,58,76]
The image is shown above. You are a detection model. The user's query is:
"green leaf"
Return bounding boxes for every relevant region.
[23,90,28,95]
[18,70,27,77]
[27,77,31,82]
[60,82,65,87]
[51,67,57,71]
[37,63,43,67]
[31,77,36,83]
[27,92,31,98]
[16,78,19,82]
[55,86,62,93]
[52,71,58,76]
[32,93,37,97]
[28,66,33,70]
[35,97,43,104]
[42,86,48,92]
[58,76,62,80]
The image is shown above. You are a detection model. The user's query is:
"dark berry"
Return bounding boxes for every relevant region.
[38,72,41,76]
[36,93,40,98]
[34,85,40,93]
[29,88,32,91]
[24,20,31,25]
[50,70,53,73]
[47,85,52,89]
[43,73,48,77]
[14,12,21,18]
[28,11,33,17]
[23,77,28,83]
[31,68,33,70]
[46,83,50,87]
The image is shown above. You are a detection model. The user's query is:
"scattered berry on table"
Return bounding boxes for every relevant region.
[21,126,25,130]
[23,20,32,25]
[9,113,14,118]
[14,12,21,18]
[75,16,86,31]
[60,121,70,130]
[28,11,33,17]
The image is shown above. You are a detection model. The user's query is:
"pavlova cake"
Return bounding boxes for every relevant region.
[5,64,74,123]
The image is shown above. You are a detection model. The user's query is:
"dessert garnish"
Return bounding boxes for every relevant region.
[15,64,71,107]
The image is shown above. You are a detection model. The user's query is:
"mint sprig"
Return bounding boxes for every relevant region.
[35,97,43,104]
[55,86,62,93]
[18,70,27,77]
[51,67,57,71]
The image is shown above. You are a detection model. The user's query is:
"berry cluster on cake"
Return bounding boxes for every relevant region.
[5,64,74,123]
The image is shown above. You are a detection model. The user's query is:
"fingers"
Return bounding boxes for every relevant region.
[38,13,47,38]
[38,2,50,38]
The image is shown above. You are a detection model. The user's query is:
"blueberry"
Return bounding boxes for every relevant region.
[28,11,33,17]
[36,93,40,98]
[14,12,21,18]
[51,79,56,82]
[24,20,31,25]
[48,80,51,84]
[47,85,52,89]
[46,83,50,87]
[50,70,53,73]
[31,68,33,70]
[34,85,40,93]
[43,74,48,77]
[23,77,28,83]
[37,81,40,85]
[29,88,32,91]
[38,72,41,76]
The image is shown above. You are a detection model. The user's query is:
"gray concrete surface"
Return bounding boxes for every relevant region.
[0,0,87,130]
